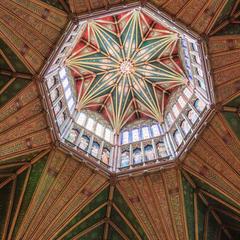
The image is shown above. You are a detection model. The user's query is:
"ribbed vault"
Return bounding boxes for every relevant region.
[0,1,239,240]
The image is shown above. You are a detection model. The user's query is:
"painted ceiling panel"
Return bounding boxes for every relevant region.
[67,9,186,132]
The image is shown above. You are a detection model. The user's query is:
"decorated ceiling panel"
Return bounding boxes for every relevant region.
[66,9,187,132]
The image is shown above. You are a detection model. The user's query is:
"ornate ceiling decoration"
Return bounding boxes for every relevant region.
[66,9,187,132]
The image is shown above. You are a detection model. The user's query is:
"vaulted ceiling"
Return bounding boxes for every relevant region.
[0,1,239,240]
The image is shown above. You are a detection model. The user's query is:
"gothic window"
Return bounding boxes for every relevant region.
[132,128,140,142]
[57,112,66,126]
[77,112,87,126]
[187,109,198,124]
[194,99,206,112]
[54,101,62,115]
[86,118,95,131]
[95,123,104,137]
[121,151,130,167]
[91,141,100,158]
[133,148,142,164]
[102,148,110,165]
[142,126,150,139]
[156,142,167,158]
[183,88,192,99]
[173,129,183,146]
[181,119,190,135]
[144,145,155,161]
[172,104,180,118]
[67,129,78,143]
[178,96,186,108]
[50,88,59,102]
[151,124,160,137]
[104,128,112,142]
[47,76,56,89]
[79,135,90,151]
[122,131,129,144]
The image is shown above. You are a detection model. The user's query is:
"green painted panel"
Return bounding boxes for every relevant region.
[55,187,109,239]
[41,0,65,10]
[0,78,30,107]
[190,174,240,211]
[108,225,124,240]
[79,224,104,240]
[12,155,48,238]
[110,207,137,240]
[0,39,30,73]
[64,206,107,240]
[113,189,148,240]
[197,196,207,240]
[222,112,240,139]
[207,213,219,240]
[182,175,195,240]
[0,182,12,238]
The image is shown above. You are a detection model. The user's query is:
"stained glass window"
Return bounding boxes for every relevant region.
[183,88,192,99]
[104,128,112,142]
[121,151,130,167]
[173,129,183,146]
[79,135,89,151]
[132,129,140,142]
[91,142,100,157]
[95,123,104,137]
[145,145,155,161]
[102,148,110,165]
[86,118,95,130]
[172,104,180,118]
[181,120,190,135]
[194,99,206,112]
[151,124,160,137]
[133,148,142,164]
[178,96,186,108]
[77,112,87,126]
[142,126,150,139]
[67,129,78,143]
[187,109,198,124]
[156,142,167,158]
[122,131,129,144]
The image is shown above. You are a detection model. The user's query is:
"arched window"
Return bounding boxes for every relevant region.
[151,124,160,137]
[50,88,59,102]
[54,101,62,115]
[142,126,150,139]
[77,112,87,126]
[91,141,100,158]
[173,129,183,146]
[132,128,140,142]
[102,148,110,165]
[79,135,90,151]
[187,109,198,124]
[121,151,130,167]
[86,118,95,131]
[181,120,190,135]
[156,142,167,158]
[133,148,142,164]
[172,104,180,118]
[67,129,78,143]
[47,77,56,89]
[95,123,104,137]
[57,112,66,126]
[194,99,205,113]
[121,131,129,144]
[144,145,155,161]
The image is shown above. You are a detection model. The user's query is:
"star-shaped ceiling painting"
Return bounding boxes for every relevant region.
[66,9,188,133]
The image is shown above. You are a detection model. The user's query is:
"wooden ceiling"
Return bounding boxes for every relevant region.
[0,0,240,239]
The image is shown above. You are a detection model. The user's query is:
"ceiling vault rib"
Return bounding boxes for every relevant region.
[112,203,142,240]
[7,167,32,240]
[72,219,105,240]
[116,184,152,239]
[0,149,50,190]
[46,181,110,240]
[109,220,129,240]
[103,184,115,240]
[57,202,108,240]
[2,178,16,240]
